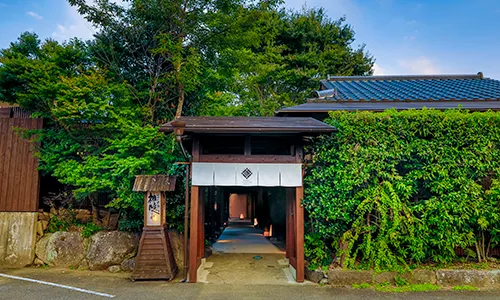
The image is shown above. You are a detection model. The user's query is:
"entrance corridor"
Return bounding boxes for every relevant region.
[212,220,283,254]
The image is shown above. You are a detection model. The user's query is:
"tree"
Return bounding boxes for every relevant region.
[196,6,374,116]
[0,1,374,229]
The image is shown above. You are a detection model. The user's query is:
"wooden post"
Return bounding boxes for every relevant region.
[198,187,205,259]
[189,185,200,283]
[295,185,304,283]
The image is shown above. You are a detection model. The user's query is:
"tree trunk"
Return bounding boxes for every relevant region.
[90,193,99,224]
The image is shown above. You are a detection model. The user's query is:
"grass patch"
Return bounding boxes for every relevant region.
[352,283,371,289]
[375,283,440,293]
[452,285,480,291]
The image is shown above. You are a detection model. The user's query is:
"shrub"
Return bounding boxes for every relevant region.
[80,222,103,238]
[304,109,500,270]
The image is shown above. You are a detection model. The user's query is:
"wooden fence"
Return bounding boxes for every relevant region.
[0,107,42,212]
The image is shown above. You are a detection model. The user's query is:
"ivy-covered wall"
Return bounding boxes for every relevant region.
[304,109,500,271]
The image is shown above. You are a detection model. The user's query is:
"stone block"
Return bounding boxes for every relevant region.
[0,212,37,267]
[373,272,397,284]
[401,269,437,284]
[436,270,500,288]
[327,269,374,286]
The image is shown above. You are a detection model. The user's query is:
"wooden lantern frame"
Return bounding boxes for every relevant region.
[131,175,178,281]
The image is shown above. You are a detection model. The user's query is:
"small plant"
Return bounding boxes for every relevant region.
[352,283,371,289]
[119,219,143,232]
[452,285,480,291]
[394,274,409,287]
[47,214,72,233]
[81,222,103,238]
[375,283,440,293]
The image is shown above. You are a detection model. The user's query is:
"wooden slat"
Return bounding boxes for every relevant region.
[0,119,8,211]
[5,118,17,211]
[0,117,41,212]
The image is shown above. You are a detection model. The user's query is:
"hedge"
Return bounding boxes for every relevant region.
[303,109,500,271]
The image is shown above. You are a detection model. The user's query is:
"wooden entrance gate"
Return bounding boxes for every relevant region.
[159,116,336,283]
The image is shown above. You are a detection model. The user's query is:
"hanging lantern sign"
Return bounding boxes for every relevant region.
[146,191,162,226]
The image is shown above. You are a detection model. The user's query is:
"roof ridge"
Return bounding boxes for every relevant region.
[328,72,484,82]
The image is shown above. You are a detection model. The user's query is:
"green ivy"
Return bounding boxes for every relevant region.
[304,109,500,270]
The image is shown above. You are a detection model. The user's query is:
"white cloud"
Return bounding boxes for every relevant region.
[398,57,441,75]
[52,3,95,41]
[372,63,386,75]
[51,0,129,42]
[27,11,43,20]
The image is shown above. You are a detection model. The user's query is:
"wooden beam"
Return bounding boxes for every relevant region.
[189,185,199,283]
[198,187,204,259]
[198,154,296,163]
[295,185,305,283]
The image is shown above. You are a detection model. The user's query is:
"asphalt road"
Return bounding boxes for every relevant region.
[0,268,500,300]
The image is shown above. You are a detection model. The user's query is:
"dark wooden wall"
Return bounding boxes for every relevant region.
[0,107,42,212]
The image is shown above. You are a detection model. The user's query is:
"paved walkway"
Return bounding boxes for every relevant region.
[211,222,283,254]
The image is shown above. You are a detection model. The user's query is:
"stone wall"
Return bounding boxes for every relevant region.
[0,212,37,267]
[317,268,500,288]
[34,230,186,273]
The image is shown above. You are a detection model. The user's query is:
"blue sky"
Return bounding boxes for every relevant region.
[1,0,500,79]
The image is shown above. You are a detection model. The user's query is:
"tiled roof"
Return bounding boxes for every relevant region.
[277,73,500,115]
[319,73,500,101]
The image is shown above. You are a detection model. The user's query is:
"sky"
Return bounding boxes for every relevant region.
[1,0,500,79]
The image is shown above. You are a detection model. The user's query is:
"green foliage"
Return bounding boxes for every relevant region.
[119,218,143,233]
[394,274,409,287]
[305,109,500,270]
[452,285,480,291]
[80,222,103,238]
[47,215,72,233]
[305,233,332,270]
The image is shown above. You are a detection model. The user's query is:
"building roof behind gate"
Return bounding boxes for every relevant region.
[277,72,500,115]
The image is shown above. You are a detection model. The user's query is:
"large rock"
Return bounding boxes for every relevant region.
[86,231,138,270]
[35,232,86,267]
[168,231,186,272]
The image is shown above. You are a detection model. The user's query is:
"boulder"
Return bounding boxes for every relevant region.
[121,258,136,272]
[168,231,185,272]
[86,231,138,270]
[35,232,86,267]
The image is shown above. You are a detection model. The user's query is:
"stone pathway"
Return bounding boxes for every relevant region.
[211,223,283,254]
